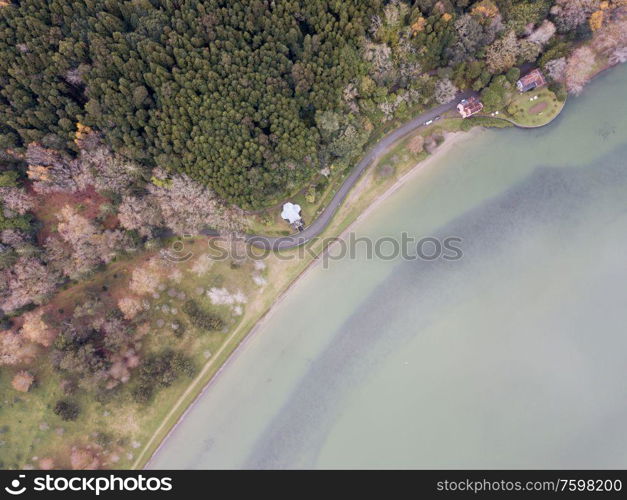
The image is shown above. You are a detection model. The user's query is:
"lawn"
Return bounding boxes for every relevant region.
[504,87,565,127]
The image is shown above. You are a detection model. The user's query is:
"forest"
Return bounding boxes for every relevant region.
[0,0,379,207]
[2,1,625,207]
[2,0,626,316]
[1,0,626,469]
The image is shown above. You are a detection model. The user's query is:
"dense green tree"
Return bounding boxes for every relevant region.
[0,0,379,208]
[0,0,611,209]
[480,74,514,112]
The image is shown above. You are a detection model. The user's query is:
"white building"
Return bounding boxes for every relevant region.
[281,202,302,224]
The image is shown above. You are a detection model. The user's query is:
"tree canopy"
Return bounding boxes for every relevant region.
[0,0,378,207]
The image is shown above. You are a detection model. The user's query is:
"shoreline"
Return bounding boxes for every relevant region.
[336,130,477,233]
[142,127,480,469]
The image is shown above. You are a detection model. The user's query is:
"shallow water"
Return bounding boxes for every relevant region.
[150,64,627,469]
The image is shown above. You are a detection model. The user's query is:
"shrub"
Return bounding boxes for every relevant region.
[407,134,425,154]
[131,384,154,405]
[132,350,195,404]
[0,171,20,188]
[506,67,521,84]
[12,371,34,392]
[305,186,316,204]
[315,178,328,193]
[182,301,224,332]
[171,320,186,338]
[549,83,568,102]
[0,316,12,331]
[54,399,80,421]
[460,117,512,131]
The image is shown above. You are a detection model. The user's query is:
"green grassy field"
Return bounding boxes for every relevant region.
[504,88,565,127]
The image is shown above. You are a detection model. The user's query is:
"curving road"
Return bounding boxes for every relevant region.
[201,90,477,250]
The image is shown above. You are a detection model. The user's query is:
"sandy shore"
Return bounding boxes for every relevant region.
[142,126,481,469]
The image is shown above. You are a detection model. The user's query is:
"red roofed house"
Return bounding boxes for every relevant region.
[457,96,483,118]
[516,69,547,92]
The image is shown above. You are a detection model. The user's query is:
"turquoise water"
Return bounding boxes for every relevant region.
[150,64,627,469]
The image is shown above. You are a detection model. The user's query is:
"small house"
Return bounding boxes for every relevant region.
[281,202,304,231]
[516,69,547,92]
[457,97,483,118]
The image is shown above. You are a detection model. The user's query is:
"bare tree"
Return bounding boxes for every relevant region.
[545,57,568,82]
[486,31,520,73]
[117,296,143,320]
[369,14,383,38]
[363,42,394,83]
[1,257,58,313]
[565,46,597,94]
[551,0,600,33]
[528,20,557,45]
[26,144,90,194]
[117,195,163,238]
[148,170,241,236]
[79,147,143,194]
[129,260,161,296]
[21,309,56,347]
[407,135,425,154]
[1,330,39,366]
[12,370,34,392]
[54,205,131,278]
[28,160,89,194]
[434,78,458,104]
[70,447,100,470]
[0,187,34,215]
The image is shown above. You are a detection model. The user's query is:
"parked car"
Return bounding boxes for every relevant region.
[433,115,441,121]
[424,119,433,126]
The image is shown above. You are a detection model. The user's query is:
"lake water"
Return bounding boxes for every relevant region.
[150,64,627,469]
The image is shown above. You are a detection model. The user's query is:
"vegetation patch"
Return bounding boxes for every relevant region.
[131,350,195,405]
[53,400,80,422]
[182,301,224,333]
[460,116,514,131]
[505,87,565,127]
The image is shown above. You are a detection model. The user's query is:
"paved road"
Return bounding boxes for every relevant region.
[201,90,477,249]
